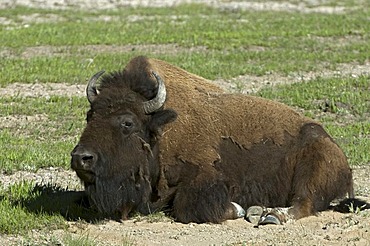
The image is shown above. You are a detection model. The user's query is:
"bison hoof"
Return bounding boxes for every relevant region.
[246,206,264,225]
[231,202,246,218]
[258,213,281,226]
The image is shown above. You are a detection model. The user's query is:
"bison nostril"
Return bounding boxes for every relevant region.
[82,155,93,161]
[81,154,95,166]
[71,147,97,169]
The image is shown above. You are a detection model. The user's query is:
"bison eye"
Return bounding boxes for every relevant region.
[121,119,134,134]
[117,114,138,135]
[122,120,133,128]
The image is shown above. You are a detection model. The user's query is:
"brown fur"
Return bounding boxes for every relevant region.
[71,56,354,223]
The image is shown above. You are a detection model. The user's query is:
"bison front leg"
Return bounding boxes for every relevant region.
[172,171,245,223]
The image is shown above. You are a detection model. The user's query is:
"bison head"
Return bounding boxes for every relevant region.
[71,70,177,219]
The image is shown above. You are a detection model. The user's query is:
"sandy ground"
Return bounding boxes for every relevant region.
[1,0,369,245]
[0,166,368,245]
[0,0,359,13]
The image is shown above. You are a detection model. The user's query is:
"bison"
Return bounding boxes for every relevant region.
[71,56,363,225]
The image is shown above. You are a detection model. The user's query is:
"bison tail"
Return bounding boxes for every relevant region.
[332,198,370,213]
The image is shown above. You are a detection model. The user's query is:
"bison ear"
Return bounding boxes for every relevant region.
[149,109,177,135]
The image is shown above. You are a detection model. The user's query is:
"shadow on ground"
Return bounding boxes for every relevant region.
[14,183,106,222]
[3,183,369,225]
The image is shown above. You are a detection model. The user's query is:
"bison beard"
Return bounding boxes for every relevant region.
[72,56,368,225]
[82,136,156,219]
[85,174,152,219]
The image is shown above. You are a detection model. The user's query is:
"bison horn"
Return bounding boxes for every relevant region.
[143,71,167,114]
[86,70,105,104]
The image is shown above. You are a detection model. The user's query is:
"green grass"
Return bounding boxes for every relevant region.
[0,129,75,172]
[0,0,369,239]
[131,211,173,223]
[1,4,369,85]
[0,181,66,234]
[62,233,100,246]
[1,5,369,48]
[326,123,370,166]
[257,75,370,117]
[0,96,87,172]
[0,95,87,121]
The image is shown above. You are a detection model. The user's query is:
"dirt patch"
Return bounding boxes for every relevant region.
[218,1,353,14]
[0,167,82,190]
[0,82,86,97]
[0,165,369,245]
[18,13,66,24]
[0,0,360,13]
[1,44,208,59]
[21,44,207,58]
[1,61,368,97]
[65,211,370,245]
[0,114,49,132]
[216,62,370,94]
[352,166,370,196]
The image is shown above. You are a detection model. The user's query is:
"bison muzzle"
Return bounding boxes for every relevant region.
[71,56,366,225]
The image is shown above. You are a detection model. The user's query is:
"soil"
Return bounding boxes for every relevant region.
[0,166,369,245]
[1,1,369,245]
